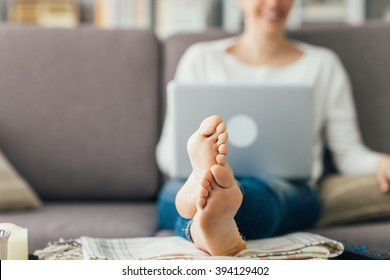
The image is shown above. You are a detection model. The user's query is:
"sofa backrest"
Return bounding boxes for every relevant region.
[1,23,390,202]
[163,23,390,162]
[0,26,160,201]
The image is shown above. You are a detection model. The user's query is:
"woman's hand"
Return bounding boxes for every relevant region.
[377,155,390,192]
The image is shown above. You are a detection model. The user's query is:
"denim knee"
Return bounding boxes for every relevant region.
[274,182,321,235]
[235,177,282,239]
[157,179,184,230]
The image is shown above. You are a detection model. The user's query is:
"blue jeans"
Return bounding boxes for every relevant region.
[157,175,321,241]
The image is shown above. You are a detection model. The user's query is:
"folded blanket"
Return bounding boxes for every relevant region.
[34,232,343,260]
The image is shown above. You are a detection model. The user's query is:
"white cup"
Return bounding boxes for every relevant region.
[0,223,28,260]
[0,230,11,260]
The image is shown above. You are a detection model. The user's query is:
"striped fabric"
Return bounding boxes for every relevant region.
[34,232,343,260]
[80,232,343,260]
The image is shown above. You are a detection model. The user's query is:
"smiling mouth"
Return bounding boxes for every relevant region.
[261,11,284,23]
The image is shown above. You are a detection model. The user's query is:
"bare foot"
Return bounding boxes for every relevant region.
[190,164,246,256]
[175,115,228,219]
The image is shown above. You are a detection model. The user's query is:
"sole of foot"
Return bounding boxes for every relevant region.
[175,115,229,219]
[190,165,246,256]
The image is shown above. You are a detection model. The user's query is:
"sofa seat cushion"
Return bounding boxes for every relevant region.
[317,175,390,227]
[0,202,157,252]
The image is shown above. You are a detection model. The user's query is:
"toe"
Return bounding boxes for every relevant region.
[198,115,222,136]
[218,144,228,155]
[216,154,226,165]
[199,185,209,198]
[216,122,226,134]
[200,169,214,192]
[201,169,213,184]
[217,132,228,145]
[196,197,207,210]
[211,164,236,188]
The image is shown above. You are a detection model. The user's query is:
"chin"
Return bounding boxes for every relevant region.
[258,21,286,36]
[258,11,288,27]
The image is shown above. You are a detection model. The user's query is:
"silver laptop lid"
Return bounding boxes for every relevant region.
[168,82,313,180]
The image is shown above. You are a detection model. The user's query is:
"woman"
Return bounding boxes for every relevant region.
[156,0,390,256]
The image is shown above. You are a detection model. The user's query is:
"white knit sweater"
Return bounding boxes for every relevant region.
[156,37,380,183]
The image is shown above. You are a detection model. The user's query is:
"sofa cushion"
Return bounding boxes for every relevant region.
[0,202,157,252]
[0,26,160,201]
[0,149,42,211]
[288,23,390,156]
[317,175,390,227]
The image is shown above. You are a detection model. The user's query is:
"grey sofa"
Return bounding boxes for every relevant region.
[0,23,389,254]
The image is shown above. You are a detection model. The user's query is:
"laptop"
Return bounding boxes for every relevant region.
[167,82,313,180]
